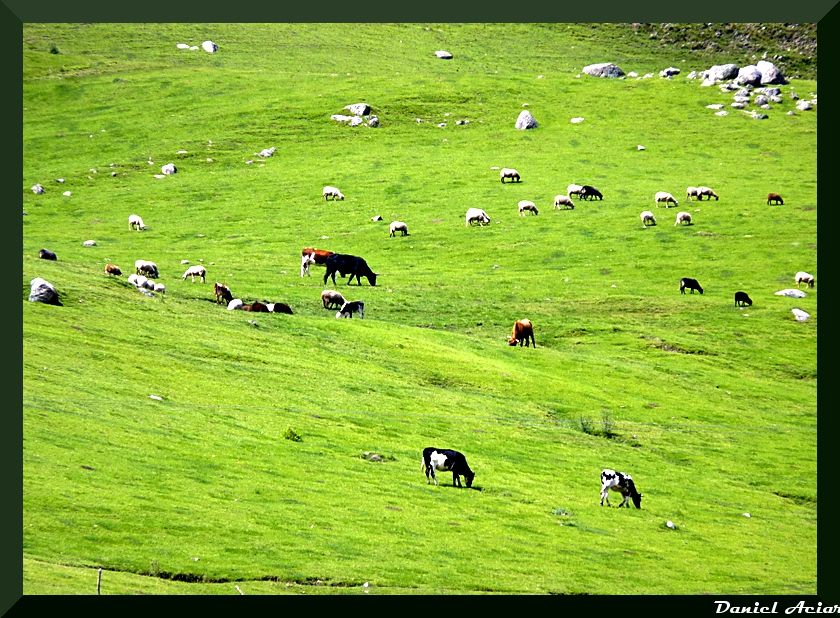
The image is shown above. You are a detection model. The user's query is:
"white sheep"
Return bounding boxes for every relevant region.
[465,208,491,226]
[566,183,584,199]
[553,194,575,210]
[500,168,521,183]
[182,264,207,283]
[686,186,700,200]
[795,271,815,288]
[518,200,539,216]
[640,210,657,227]
[161,163,177,175]
[655,191,679,207]
[321,289,347,310]
[128,214,146,230]
[128,273,148,288]
[697,186,719,200]
[134,259,159,278]
[153,283,166,294]
[227,298,244,310]
[323,186,345,201]
[675,211,693,225]
[389,221,409,237]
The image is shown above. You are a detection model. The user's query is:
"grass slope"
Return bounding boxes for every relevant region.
[21,23,817,595]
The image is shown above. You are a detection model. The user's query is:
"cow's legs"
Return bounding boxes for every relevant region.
[600,488,610,506]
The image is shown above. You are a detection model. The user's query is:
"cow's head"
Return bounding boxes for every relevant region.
[508,337,519,346]
[465,471,475,488]
[631,493,642,509]
[368,273,378,286]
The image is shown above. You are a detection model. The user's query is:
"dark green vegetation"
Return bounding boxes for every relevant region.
[22,23,816,595]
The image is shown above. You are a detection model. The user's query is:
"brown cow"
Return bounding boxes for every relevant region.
[214,282,233,305]
[241,301,270,313]
[508,319,536,347]
[301,247,335,277]
[767,192,784,205]
[104,263,122,276]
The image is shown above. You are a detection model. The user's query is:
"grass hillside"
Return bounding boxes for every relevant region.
[21,23,817,595]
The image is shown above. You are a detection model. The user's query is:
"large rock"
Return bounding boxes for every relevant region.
[28,278,62,306]
[735,65,763,86]
[582,63,625,78]
[659,67,680,78]
[435,50,453,59]
[757,60,787,85]
[345,103,371,116]
[201,40,218,53]
[515,110,538,130]
[703,63,739,82]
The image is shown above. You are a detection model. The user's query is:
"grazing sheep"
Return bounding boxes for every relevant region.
[161,163,177,175]
[675,211,693,225]
[323,186,345,201]
[214,282,233,305]
[655,191,679,207]
[795,271,815,288]
[580,185,603,201]
[640,210,657,227]
[182,264,207,283]
[680,277,704,294]
[553,194,575,209]
[336,300,365,319]
[500,168,521,183]
[134,259,159,278]
[128,214,147,230]
[465,208,491,226]
[686,186,700,200]
[697,186,719,200]
[389,221,409,237]
[734,291,753,307]
[321,289,347,310]
[227,298,244,310]
[104,263,122,276]
[38,248,57,261]
[153,283,166,294]
[767,192,784,205]
[518,200,539,216]
[567,183,585,199]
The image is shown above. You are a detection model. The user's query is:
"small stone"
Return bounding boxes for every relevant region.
[149,394,163,401]
[666,520,676,529]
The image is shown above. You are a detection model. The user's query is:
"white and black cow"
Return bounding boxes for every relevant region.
[422,447,475,488]
[600,468,642,508]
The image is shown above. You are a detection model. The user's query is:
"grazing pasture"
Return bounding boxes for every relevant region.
[21,23,816,595]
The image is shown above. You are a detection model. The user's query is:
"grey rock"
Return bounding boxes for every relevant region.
[757,60,787,85]
[515,110,538,130]
[735,65,763,86]
[345,103,371,116]
[582,62,625,78]
[703,63,739,81]
[29,277,62,306]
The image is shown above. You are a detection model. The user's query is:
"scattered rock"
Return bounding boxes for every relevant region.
[367,115,380,127]
[345,103,371,116]
[637,145,646,151]
[176,43,190,50]
[371,215,383,221]
[582,62,625,78]
[257,147,276,158]
[201,40,218,53]
[796,100,813,111]
[742,512,751,518]
[731,102,746,109]
[756,60,786,85]
[149,394,163,401]
[703,63,739,82]
[665,520,676,529]
[515,110,538,130]
[706,104,724,110]
[659,67,680,77]
[715,110,728,116]
[31,183,45,194]
[570,117,584,124]
[28,277,62,306]
[775,289,806,298]
[791,308,810,322]
[63,191,72,197]
[435,50,453,59]
[83,240,97,247]
[735,65,763,86]
[627,71,638,78]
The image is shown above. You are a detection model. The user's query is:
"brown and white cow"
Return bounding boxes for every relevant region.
[508,319,535,347]
[301,247,335,277]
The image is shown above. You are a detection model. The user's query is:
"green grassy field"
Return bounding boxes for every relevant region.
[21,23,817,595]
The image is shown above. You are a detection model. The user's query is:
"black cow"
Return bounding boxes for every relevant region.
[580,185,603,201]
[422,447,475,488]
[600,468,642,508]
[734,291,753,307]
[336,300,365,319]
[323,253,378,286]
[38,248,57,261]
[680,277,703,294]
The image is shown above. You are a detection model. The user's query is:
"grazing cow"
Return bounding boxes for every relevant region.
[518,200,539,216]
[795,271,815,288]
[680,277,704,295]
[301,247,335,277]
[600,469,642,508]
[182,265,206,283]
[241,301,270,312]
[465,208,491,226]
[580,185,603,201]
[321,289,346,310]
[214,282,233,305]
[38,248,57,261]
[500,167,521,183]
[767,192,784,205]
[422,447,475,488]
[104,263,122,276]
[508,318,536,347]
[734,291,753,307]
[336,300,365,319]
[323,253,378,286]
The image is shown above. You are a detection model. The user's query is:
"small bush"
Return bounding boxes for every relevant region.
[579,416,594,435]
[49,43,60,54]
[283,427,302,442]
